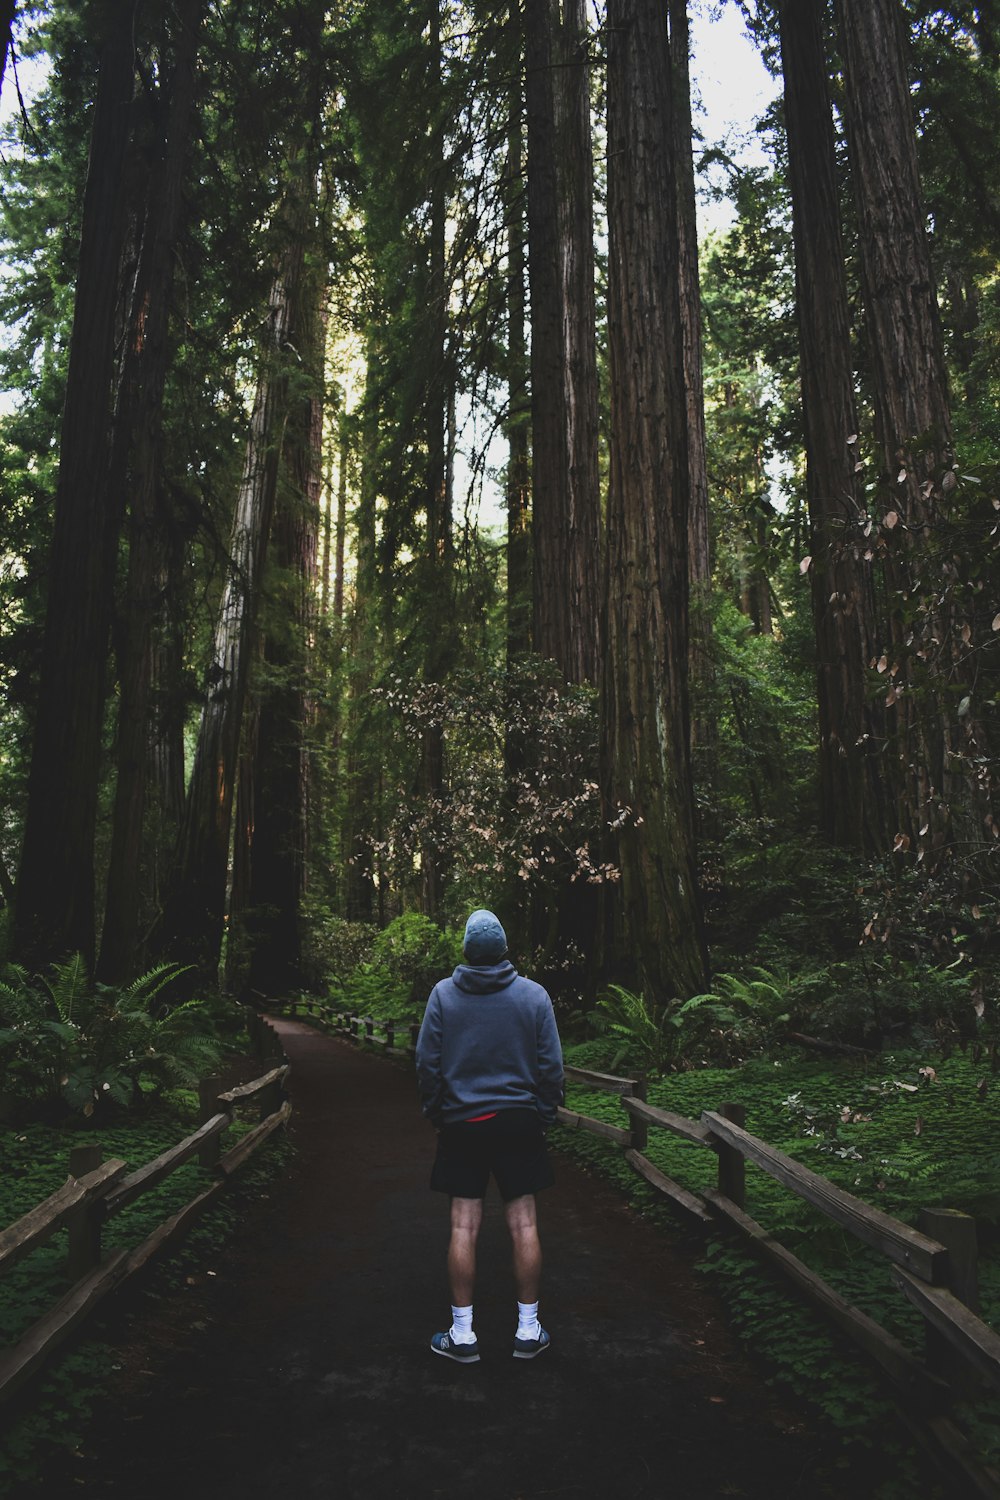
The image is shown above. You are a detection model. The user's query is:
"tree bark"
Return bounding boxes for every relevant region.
[838,0,966,855]
[505,1,531,669]
[669,1,711,621]
[245,226,323,997]
[838,0,952,515]
[525,0,600,686]
[419,0,453,918]
[13,2,135,968]
[779,0,888,853]
[153,247,300,974]
[603,0,708,1003]
[341,343,380,924]
[98,0,203,983]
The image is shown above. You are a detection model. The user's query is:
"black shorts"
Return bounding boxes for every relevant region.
[430,1108,555,1202]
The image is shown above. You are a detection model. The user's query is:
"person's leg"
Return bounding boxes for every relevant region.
[505,1193,549,1356]
[431,1196,484,1361]
[448,1195,484,1307]
[504,1193,541,1303]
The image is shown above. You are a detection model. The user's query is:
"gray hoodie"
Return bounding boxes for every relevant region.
[415,960,564,1127]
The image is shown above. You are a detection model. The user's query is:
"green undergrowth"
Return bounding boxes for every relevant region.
[307,912,462,1025]
[0,1086,293,1490]
[555,1043,1000,1496]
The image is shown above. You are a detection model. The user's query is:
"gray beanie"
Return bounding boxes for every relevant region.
[463,908,508,964]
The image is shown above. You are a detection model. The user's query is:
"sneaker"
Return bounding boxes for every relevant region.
[512,1326,550,1360]
[431,1331,480,1364]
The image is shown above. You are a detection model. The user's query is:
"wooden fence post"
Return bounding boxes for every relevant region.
[248,1009,265,1061]
[198,1077,225,1168]
[259,1075,283,1122]
[918,1207,980,1396]
[410,1022,420,1053]
[629,1076,648,1152]
[384,1021,395,1053]
[67,1145,103,1280]
[716,1101,746,1209]
[364,1017,375,1044]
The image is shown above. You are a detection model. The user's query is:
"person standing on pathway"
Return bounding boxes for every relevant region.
[416,909,564,1364]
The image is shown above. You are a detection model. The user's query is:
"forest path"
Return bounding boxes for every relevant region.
[57,1019,866,1499]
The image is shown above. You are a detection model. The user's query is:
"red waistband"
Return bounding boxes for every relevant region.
[465,1112,498,1123]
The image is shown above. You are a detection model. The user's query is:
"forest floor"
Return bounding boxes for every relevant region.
[38,1019,896,1499]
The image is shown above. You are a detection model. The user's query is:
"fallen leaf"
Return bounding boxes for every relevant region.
[884,510,899,529]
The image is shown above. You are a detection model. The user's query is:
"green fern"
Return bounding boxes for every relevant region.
[0,956,217,1119]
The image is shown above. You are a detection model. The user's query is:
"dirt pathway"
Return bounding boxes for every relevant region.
[53,1020,870,1499]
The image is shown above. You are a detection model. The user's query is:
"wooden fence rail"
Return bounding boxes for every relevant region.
[0,1018,290,1408]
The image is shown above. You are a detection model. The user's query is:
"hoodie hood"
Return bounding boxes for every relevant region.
[452,959,518,994]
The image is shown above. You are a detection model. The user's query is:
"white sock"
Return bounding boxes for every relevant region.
[450,1304,475,1344]
[517,1300,541,1340]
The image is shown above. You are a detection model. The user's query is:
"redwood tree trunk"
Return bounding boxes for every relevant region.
[245,253,323,997]
[838,0,952,512]
[505,1,531,669]
[603,0,707,1002]
[98,0,202,982]
[525,0,600,685]
[13,4,135,968]
[669,0,710,616]
[419,0,453,918]
[780,0,888,852]
[341,345,380,924]
[838,0,962,853]
[153,252,300,974]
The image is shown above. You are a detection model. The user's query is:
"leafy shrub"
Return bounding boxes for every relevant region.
[371,912,462,1002]
[327,912,463,1021]
[0,956,224,1121]
[300,910,377,993]
[784,955,974,1049]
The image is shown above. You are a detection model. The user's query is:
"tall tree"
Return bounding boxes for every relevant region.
[418,0,454,917]
[668,0,711,623]
[779,0,887,852]
[243,224,324,996]
[13,0,136,967]
[525,0,600,685]
[838,0,963,855]
[505,1,531,669]
[603,0,707,1002]
[153,227,303,973]
[98,0,203,982]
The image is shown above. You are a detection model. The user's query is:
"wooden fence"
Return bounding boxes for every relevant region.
[559,1062,1000,1500]
[0,1020,290,1408]
[285,997,420,1058]
[284,1003,1000,1497]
